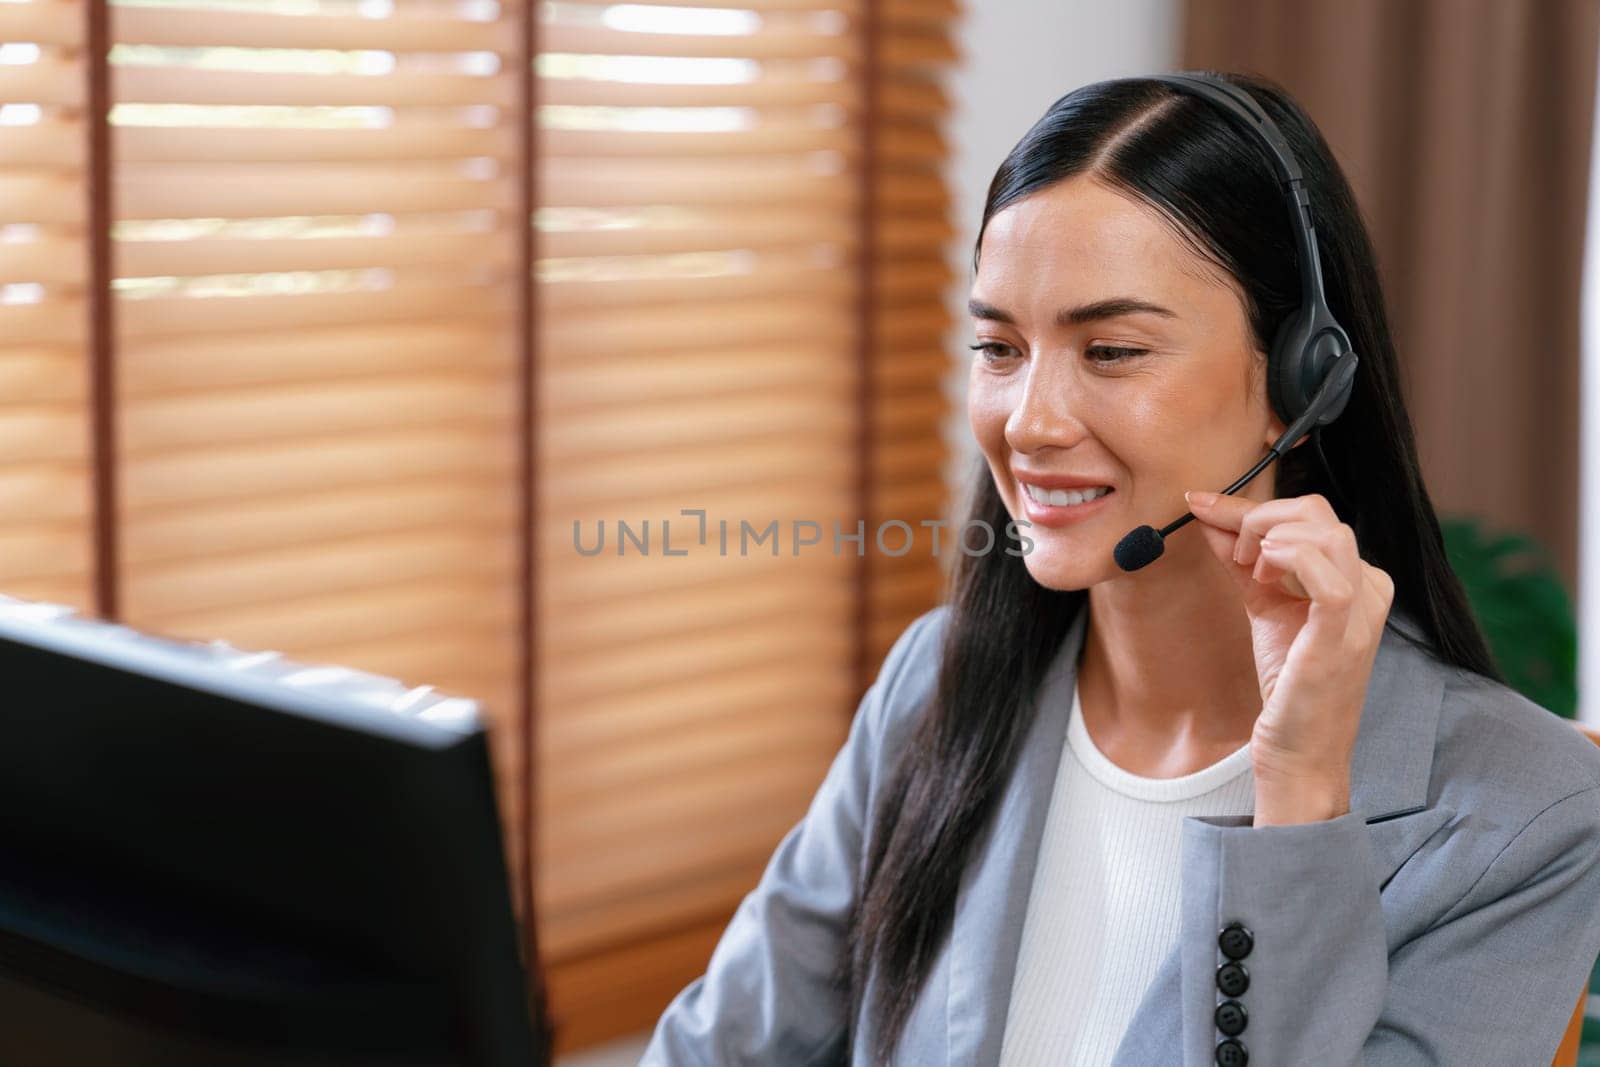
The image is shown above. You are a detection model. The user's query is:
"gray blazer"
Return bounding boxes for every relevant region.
[641,599,1600,1065]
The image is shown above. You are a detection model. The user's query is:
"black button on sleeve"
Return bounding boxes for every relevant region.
[1215,961,1249,997]
[1214,999,1247,1036]
[1218,921,1254,960]
[1214,1037,1248,1066]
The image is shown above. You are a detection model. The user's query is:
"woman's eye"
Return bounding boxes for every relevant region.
[1086,345,1147,365]
[967,342,1016,365]
[967,342,1147,366]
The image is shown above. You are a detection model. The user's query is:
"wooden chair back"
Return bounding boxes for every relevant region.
[1551,721,1600,1067]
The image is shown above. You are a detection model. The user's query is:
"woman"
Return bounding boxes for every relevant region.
[641,72,1600,1065]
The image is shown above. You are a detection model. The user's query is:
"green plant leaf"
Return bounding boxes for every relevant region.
[1439,514,1577,719]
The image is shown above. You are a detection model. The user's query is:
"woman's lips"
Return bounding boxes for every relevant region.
[1018,483,1116,527]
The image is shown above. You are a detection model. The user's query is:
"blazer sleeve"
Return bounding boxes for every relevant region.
[638,606,944,1067]
[1175,784,1600,1066]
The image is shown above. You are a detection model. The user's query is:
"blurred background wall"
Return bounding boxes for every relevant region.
[2,0,1599,1062]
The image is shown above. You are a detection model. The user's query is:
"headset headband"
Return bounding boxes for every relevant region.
[1147,73,1327,310]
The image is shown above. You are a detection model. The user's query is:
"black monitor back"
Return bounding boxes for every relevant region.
[0,604,548,1066]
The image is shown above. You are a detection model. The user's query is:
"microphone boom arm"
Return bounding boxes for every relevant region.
[1112,350,1358,570]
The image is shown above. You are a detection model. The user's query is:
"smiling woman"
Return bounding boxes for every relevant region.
[964,172,1278,577]
[642,70,1600,1067]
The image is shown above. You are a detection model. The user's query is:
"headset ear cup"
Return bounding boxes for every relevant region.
[1268,309,1310,428]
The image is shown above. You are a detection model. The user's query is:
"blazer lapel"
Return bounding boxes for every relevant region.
[1110,610,1453,1065]
[946,600,1090,1067]
[943,598,1453,1067]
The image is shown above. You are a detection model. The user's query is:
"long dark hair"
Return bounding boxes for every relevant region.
[838,71,1503,1064]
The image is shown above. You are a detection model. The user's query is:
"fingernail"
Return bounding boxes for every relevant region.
[1186,490,1218,508]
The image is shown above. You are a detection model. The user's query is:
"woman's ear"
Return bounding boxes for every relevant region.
[1263,419,1312,452]
[1263,415,1284,450]
[1260,398,1313,452]
[1252,350,1290,450]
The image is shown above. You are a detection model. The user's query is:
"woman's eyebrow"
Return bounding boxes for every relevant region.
[967,296,1178,326]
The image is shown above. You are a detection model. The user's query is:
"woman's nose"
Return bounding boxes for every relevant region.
[1005,358,1089,453]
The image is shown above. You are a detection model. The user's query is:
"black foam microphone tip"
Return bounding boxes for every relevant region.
[1114,525,1164,571]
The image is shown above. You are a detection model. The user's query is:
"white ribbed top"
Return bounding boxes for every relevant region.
[996,680,1256,1067]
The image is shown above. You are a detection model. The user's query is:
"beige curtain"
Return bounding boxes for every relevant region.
[1184,0,1600,590]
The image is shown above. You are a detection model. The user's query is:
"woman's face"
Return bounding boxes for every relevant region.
[966,173,1287,591]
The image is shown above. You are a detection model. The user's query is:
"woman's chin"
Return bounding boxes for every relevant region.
[1018,542,1104,592]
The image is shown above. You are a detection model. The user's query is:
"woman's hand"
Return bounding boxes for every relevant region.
[1183,489,1396,826]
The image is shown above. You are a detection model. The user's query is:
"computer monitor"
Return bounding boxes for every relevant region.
[0,600,550,1066]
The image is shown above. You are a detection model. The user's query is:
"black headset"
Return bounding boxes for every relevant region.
[1148,72,1358,435]
[1111,71,1362,571]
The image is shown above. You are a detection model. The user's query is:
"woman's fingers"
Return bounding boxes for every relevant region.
[1186,491,1343,570]
[1244,518,1364,603]
[1230,493,1341,568]
[1361,559,1397,630]
[1255,538,1350,604]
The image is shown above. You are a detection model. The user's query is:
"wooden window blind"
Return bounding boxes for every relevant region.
[0,1,96,612]
[534,0,956,1047]
[0,0,958,1052]
[866,0,953,664]
[534,1,868,1044]
[106,0,531,894]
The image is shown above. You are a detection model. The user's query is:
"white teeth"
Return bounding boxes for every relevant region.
[1024,483,1112,507]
